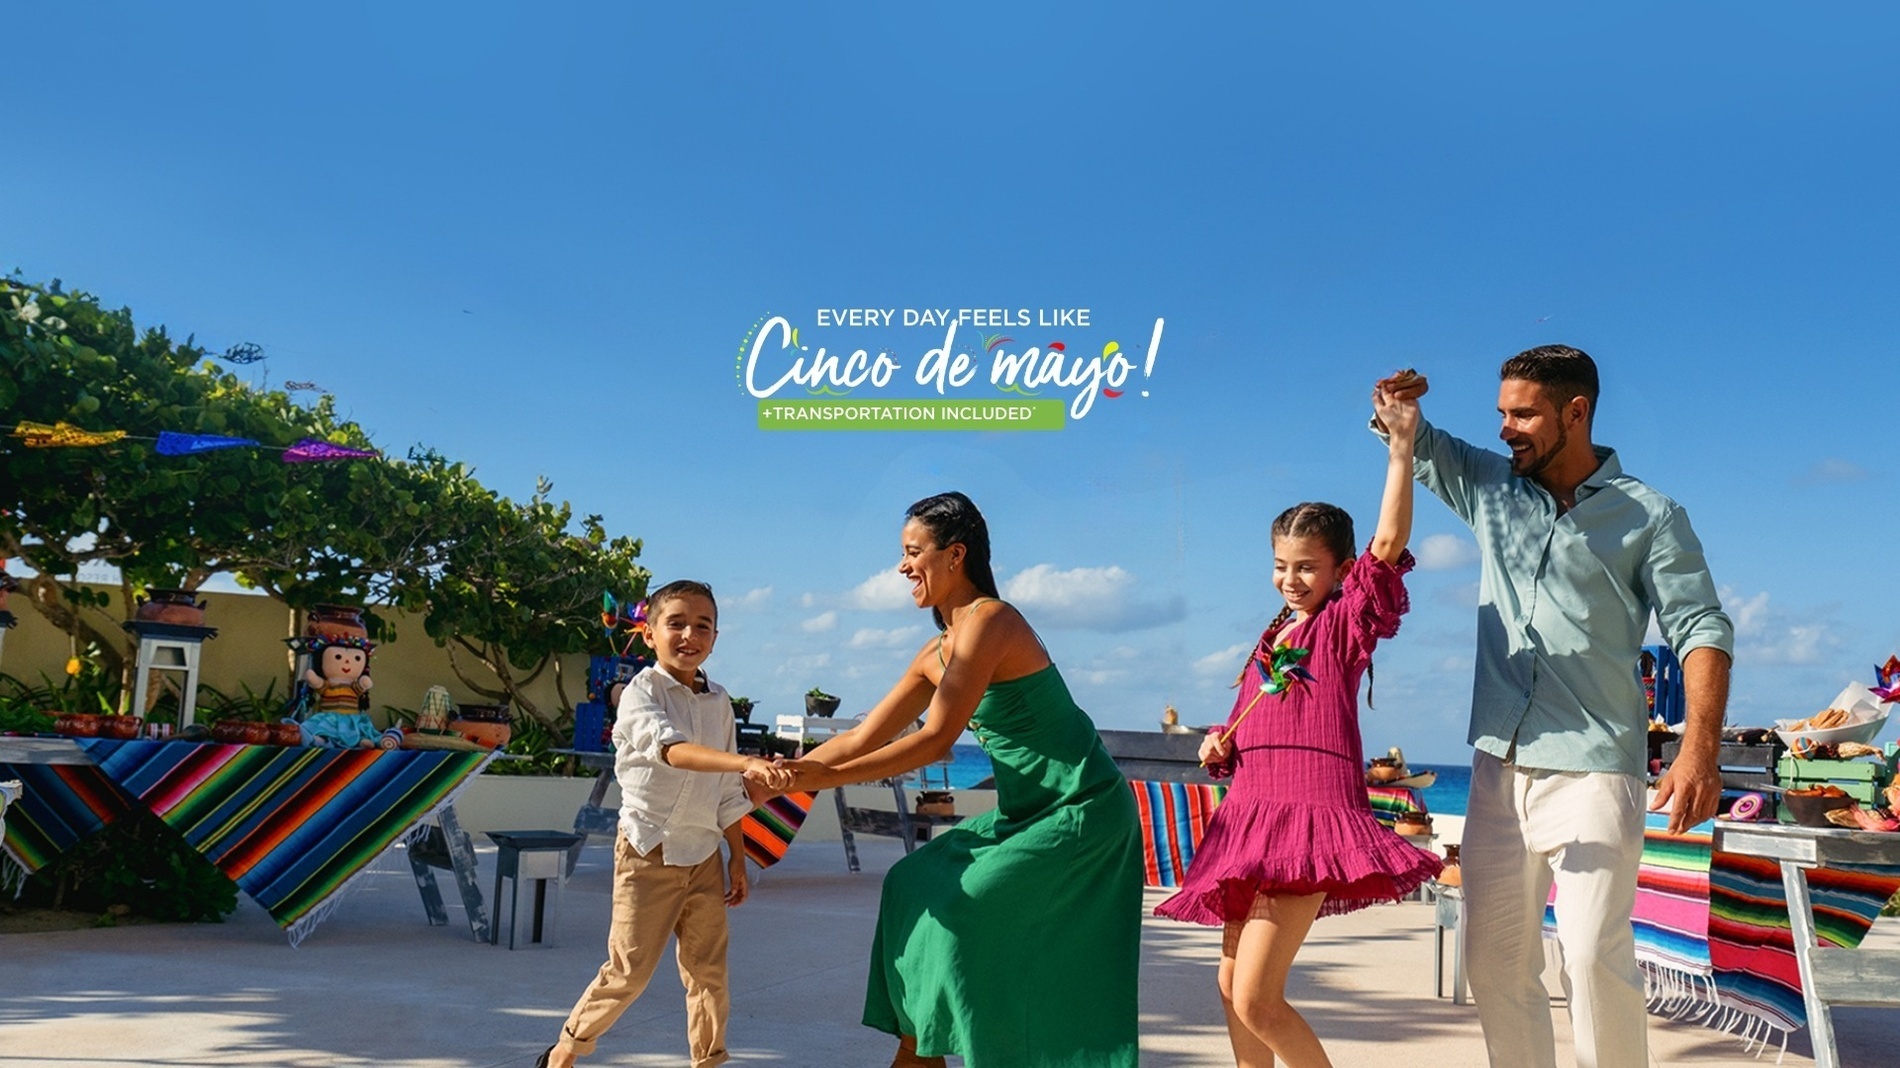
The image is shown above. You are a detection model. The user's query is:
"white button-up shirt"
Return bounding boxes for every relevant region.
[613,666,752,866]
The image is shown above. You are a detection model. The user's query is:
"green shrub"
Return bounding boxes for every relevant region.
[15,811,238,923]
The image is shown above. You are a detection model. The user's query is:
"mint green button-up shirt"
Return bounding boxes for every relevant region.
[1391,418,1734,777]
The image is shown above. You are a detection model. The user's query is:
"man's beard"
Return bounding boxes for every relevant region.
[1510,421,1567,479]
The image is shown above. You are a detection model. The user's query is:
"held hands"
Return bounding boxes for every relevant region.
[743,777,777,809]
[1376,367,1428,400]
[774,757,829,793]
[740,756,794,792]
[1371,368,1427,437]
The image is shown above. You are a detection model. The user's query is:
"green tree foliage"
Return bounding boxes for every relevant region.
[1,275,647,724]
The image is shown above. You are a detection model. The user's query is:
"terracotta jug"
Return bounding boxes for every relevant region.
[305,604,369,642]
[135,588,207,626]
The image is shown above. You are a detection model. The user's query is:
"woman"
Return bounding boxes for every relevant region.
[783,491,1142,1068]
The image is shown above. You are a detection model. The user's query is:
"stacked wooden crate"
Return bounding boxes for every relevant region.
[1660,738,1782,816]
[1774,743,1898,822]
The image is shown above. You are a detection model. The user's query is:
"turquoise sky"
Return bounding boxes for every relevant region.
[6,3,1898,762]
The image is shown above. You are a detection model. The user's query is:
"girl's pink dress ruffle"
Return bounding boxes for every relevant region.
[1155,549,1442,925]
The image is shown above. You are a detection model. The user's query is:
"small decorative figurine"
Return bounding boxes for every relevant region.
[299,635,381,748]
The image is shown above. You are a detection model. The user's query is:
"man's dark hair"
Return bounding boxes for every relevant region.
[647,579,717,624]
[1500,344,1599,423]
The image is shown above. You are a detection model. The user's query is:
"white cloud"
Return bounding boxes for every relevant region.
[1415,533,1478,570]
[772,652,832,679]
[1713,587,1838,667]
[732,586,773,610]
[848,626,927,649]
[1192,643,1252,679]
[1072,645,1142,687]
[848,569,914,612]
[801,611,838,633]
[1722,588,1771,637]
[1774,624,1835,665]
[1433,582,1480,610]
[1001,563,1185,631]
[799,591,816,608]
[1794,458,1871,486]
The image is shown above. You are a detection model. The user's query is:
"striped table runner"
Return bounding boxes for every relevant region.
[1543,815,1900,1045]
[0,761,133,881]
[1128,780,1227,887]
[740,790,815,868]
[79,739,492,944]
[1366,784,1429,828]
[1707,848,1900,1038]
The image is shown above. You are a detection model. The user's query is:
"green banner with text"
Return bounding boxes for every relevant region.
[758,399,1066,431]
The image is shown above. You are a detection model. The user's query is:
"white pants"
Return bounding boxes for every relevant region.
[1462,751,1648,1068]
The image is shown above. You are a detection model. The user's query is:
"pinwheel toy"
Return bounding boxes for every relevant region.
[1873,655,1900,703]
[1214,644,1314,750]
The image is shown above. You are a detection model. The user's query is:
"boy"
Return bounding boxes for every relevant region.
[540,580,790,1068]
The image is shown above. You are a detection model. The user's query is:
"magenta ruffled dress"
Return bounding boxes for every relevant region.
[1156,549,1441,924]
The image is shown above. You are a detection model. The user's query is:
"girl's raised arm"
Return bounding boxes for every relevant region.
[1368,385,1419,565]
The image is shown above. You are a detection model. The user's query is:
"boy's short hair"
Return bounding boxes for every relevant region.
[646,579,717,624]
[1500,344,1599,423]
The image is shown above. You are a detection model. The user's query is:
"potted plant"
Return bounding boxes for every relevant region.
[729,696,755,722]
[805,687,841,718]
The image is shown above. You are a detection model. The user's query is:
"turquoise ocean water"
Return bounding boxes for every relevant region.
[943,744,1473,816]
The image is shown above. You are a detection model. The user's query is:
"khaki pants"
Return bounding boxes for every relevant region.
[1462,751,1649,1068]
[558,837,730,1068]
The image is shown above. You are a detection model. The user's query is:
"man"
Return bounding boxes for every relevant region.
[1376,346,1732,1068]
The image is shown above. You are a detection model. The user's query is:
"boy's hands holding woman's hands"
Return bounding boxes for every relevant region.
[740,756,794,793]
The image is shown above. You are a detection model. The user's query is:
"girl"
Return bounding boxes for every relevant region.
[1155,378,1440,1068]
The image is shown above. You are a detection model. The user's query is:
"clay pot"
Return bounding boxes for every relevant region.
[1438,844,1462,888]
[270,722,305,746]
[806,693,842,718]
[102,715,144,740]
[448,718,512,749]
[135,588,207,626]
[54,713,103,737]
[1367,763,1409,784]
[305,604,369,642]
[211,720,250,744]
[1394,814,1434,838]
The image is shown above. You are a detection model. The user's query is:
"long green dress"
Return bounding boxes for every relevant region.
[863,664,1142,1067]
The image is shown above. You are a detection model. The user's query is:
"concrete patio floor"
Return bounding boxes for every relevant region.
[2,834,1894,1067]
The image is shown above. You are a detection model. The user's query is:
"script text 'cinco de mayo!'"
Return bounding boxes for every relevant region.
[742,312,1163,420]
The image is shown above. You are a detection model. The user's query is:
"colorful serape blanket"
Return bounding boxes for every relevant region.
[1129,779,1227,887]
[1544,815,1900,1044]
[0,760,134,882]
[1707,848,1900,1037]
[1366,785,1428,829]
[78,739,492,944]
[741,790,815,868]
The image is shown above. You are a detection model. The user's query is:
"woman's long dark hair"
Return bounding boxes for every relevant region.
[905,491,1001,630]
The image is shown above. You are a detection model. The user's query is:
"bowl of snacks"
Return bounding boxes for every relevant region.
[1774,706,1890,750]
[1781,784,1857,828]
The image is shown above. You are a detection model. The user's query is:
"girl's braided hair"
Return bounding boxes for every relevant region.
[1238,502,1380,706]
